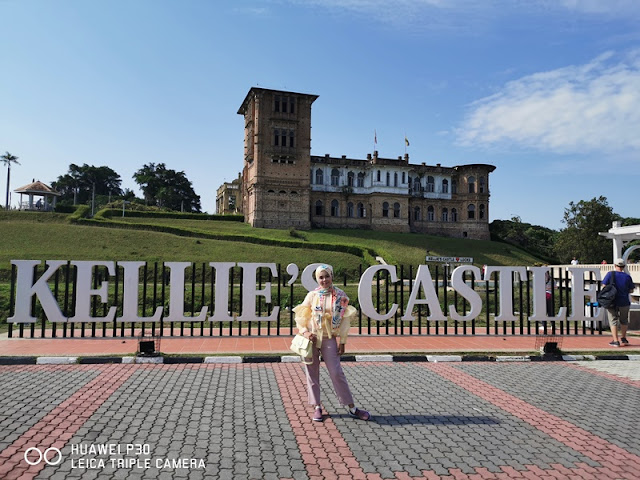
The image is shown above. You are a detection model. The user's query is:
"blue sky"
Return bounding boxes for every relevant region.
[1,0,638,230]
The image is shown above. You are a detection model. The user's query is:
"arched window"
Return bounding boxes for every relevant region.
[267,189,275,193]
[468,176,476,194]
[331,199,339,216]
[402,172,406,184]
[315,200,323,216]
[426,176,435,193]
[394,172,398,187]
[467,204,475,219]
[315,169,323,185]
[279,190,286,194]
[382,202,389,217]
[479,177,486,193]
[347,202,354,218]
[386,171,390,186]
[357,203,365,218]
[377,170,381,182]
[414,206,421,221]
[331,200,340,217]
[442,208,448,222]
[427,205,435,221]
[479,204,485,220]
[393,202,400,218]
[451,208,458,222]
[442,179,449,194]
[347,171,355,187]
[331,169,340,186]
[357,172,365,188]
[452,179,457,194]
[414,178,421,193]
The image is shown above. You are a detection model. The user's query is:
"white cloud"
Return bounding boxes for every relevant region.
[457,51,640,154]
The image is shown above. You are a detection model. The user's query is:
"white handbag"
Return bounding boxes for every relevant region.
[290,334,313,364]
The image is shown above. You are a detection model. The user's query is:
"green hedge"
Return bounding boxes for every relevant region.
[75,217,379,265]
[99,209,244,222]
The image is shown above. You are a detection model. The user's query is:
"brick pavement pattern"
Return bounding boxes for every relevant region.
[0,361,637,479]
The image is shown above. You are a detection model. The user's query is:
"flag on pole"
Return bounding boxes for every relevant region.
[374,130,378,145]
[405,136,410,147]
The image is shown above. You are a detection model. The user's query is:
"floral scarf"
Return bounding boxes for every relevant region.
[315,285,349,330]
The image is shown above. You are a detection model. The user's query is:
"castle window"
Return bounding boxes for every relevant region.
[413,178,421,193]
[442,208,448,222]
[357,172,365,188]
[315,169,323,185]
[468,176,476,194]
[442,179,449,194]
[281,130,288,147]
[279,190,286,194]
[414,206,421,221]
[377,170,381,182]
[274,96,295,114]
[467,204,475,219]
[274,129,279,146]
[451,208,458,222]
[386,172,390,186]
[393,202,401,218]
[357,203,365,218]
[479,203,485,219]
[331,199,339,217]
[479,177,485,193]
[331,168,340,186]
[315,200,323,216]
[347,171,355,187]
[427,205,435,221]
[402,172,406,184]
[289,130,295,148]
[394,172,398,187]
[426,176,435,193]
[452,179,457,194]
[347,202,354,217]
[382,202,389,217]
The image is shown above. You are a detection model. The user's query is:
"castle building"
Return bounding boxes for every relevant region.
[236,87,495,239]
[215,173,242,215]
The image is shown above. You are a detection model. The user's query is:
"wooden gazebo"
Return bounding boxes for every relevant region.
[14,180,61,211]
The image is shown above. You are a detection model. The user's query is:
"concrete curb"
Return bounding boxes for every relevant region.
[1,354,640,366]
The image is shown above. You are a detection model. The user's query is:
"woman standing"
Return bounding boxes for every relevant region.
[293,264,371,422]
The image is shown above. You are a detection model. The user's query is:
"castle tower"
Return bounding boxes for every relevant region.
[237,87,318,229]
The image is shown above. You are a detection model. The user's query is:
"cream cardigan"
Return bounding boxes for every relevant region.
[292,289,357,346]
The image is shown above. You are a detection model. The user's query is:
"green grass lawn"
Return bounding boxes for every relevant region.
[0,210,544,276]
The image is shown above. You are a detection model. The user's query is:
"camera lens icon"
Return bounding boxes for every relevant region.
[24,447,63,466]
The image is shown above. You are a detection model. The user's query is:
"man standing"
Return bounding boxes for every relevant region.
[602,258,635,347]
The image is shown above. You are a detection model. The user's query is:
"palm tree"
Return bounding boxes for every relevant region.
[1,151,20,209]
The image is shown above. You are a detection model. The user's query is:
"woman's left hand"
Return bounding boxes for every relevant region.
[338,343,346,355]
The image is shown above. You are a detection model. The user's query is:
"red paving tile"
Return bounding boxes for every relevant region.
[1,329,639,357]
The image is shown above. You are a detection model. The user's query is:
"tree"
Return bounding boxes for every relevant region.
[133,163,201,212]
[1,151,20,209]
[52,164,123,206]
[553,196,616,263]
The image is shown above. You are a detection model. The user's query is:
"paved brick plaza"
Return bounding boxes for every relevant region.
[0,361,638,480]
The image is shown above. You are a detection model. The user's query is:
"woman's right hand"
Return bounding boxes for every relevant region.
[305,331,317,343]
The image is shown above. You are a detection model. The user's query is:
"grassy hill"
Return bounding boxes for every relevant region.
[0,209,545,277]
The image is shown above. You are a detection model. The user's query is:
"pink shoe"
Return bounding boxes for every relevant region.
[312,407,323,422]
[349,408,371,421]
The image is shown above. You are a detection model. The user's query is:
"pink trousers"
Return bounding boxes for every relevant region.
[304,336,354,406]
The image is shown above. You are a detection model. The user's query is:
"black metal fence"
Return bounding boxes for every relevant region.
[5,262,605,338]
